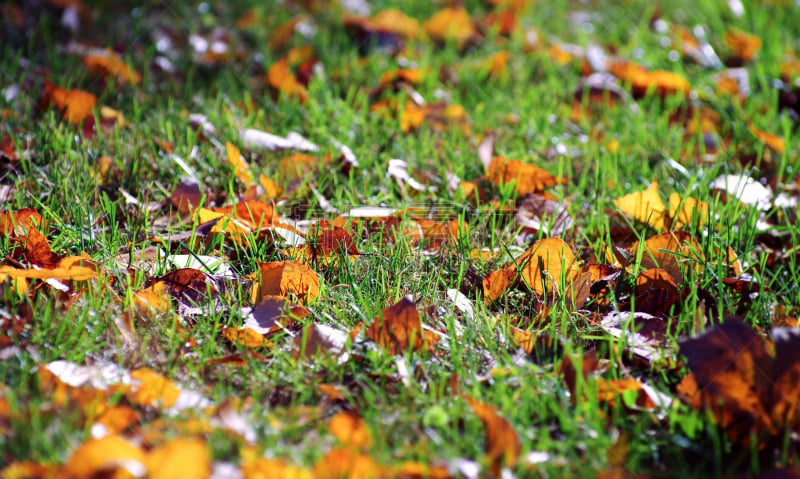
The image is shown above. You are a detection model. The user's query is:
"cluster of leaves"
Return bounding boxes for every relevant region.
[3,0,800,477]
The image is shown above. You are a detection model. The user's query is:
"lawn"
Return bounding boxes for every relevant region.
[2,0,800,477]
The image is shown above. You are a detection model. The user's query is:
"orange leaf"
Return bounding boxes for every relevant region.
[243,457,313,479]
[59,435,145,479]
[373,9,421,39]
[465,397,521,475]
[267,59,308,102]
[40,81,97,124]
[83,48,141,85]
[0,264,96,281]
[23,227,61,268]
[313,449,381,479]
[94,405,140,435]
[328,411,373,450]
[610,61,690,97]
[482,267,517,303]
[128,368,181,408]
[279,152,320,180]
[516,237,578,295]
[365,296,436,355]
[613,179,666,230]
[724,29,761,63]
[748,124,785,153]
[226,141,254,184]
[486,156,565,196]
[223,327,266,348]
[146,438,210,479]
[259,174,283,198]
[424,7,476,48]
[252,261,320,303]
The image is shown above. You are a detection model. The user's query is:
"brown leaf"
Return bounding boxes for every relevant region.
[679,320,800,441]
[516,237,578,295]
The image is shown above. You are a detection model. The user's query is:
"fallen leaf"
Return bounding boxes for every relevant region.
[516,237,578,295]
[667,193,709,230]
[486,156,566,196]
[328,411,373,450]
[83,48,141,85]
[313,449,381,479]
[365,296,437,355]
[267,59,309,102]
[59,435,145,479]
[613,179,666,230]
[128,368,181,408]
[465,397,521,476]
[679,320,800,441]
[146,438,210,479]
[724,29,761,63]
[252,261,320,303]
[40,81,97,124]
[226,141,253,184]
[424,7,477,49]
[629,231,704,284]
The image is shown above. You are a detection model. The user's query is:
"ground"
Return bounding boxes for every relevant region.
[2,0,800,478]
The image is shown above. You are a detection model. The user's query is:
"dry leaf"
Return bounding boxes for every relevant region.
[252,261,320,303]
[83,48,141,85]
[424,7,477,49]
[613,179,666,230]
[517,237,578,295]
[146,438,210,479]
[486,156,565,196]
[40,81,97,124]
[128,368,181,408]
[365,296,437,355]
[328,411,373,450]
[226,141,254,184]
[667,193,708,230]
[59,435,145,479]
[267,59,309,102]
[724,29,761,63]
[629,231,704,284]
[465,397,521,476]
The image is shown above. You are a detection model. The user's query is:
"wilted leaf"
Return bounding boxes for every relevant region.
[243,457,313,479]
[667,193,708,230]
[629,231,704,284]
[724,29,761,64]
[226,141,253,184]
[517,237,578,295]
[84,48,141,85]
[610,61,690,97]
[679,320,800,441]
[252,261,320,304]
[328,411,373,450]
[267,58,309,102]
[59,435,145,479]
[146,438,210,479]
[313,449,381,479]
[613,179,666,230]
[365,296,437,355]
[40,81,97,124]
[223,327,266,348]
[465,397,521,476]
[486,156,566,196]
[128,368,181,408]
[424,7,477,49]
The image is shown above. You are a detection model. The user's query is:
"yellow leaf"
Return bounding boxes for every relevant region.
[668,193,708,230]
[613,179,666,230]
[128,368,180,408]
[251,261,320,304]
[0,265,96,281]
[59,435,145,479]
[146,438,210,479]
[424,7,476,48]
[226,141,254,184]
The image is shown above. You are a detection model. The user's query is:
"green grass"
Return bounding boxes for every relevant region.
[1,0,800,477]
